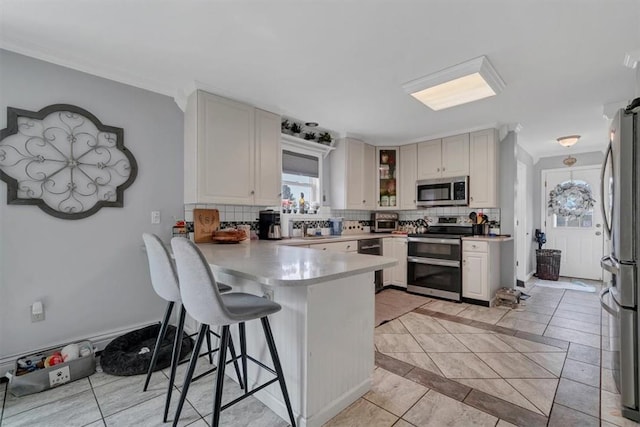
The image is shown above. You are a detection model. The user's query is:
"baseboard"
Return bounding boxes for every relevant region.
[380,284,408,292]
[526,271,535,282]
[0,321,158,378]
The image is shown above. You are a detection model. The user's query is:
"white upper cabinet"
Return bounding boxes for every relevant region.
[254,109,283,206]
[417,135,469,180]
[399,144,417,210]
[184,90,281,205]
[331,138,376,210]
[441,134,470,177]
[469,129,499,208]
[416,139,442,180]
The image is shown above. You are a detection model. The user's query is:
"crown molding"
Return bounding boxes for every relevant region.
[0,41,176,100]
[401,121,499,145]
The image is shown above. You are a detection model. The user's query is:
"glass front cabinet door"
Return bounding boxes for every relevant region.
[376,147,399,209]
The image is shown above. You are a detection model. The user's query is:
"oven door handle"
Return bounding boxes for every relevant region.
[408,237,460,245]
[600,287,618,317]
[408,256,460,268]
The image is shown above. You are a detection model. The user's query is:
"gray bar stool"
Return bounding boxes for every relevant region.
[171,237,296,427]
[141,233,243,422]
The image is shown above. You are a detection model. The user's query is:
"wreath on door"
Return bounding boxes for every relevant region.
[548,181,595,218]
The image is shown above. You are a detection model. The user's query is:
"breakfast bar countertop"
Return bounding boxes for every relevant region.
[196,240,397,287]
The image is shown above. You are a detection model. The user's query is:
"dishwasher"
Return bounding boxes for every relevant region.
[358,238,384,292]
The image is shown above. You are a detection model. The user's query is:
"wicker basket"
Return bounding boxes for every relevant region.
[536,249,561,281]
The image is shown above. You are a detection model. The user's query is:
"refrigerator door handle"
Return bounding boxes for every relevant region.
[600,287,618,316]
[601,255,620,275]
[600,141,613,237]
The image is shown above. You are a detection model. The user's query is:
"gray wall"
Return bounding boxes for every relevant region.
[499,132,517,287]
[0,50,184,364]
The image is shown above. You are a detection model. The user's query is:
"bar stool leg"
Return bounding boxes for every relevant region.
[205,328,214,364]
[172,324,207,427]
[211,325,230,427]
[239,322,248,393]
[227,330,244,390]
[144,301,175,392]
[164,305,186,422]
[261,317,296,427]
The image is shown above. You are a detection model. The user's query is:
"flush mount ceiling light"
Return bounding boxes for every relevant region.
[557,135,581,147]
[402,56,505,111]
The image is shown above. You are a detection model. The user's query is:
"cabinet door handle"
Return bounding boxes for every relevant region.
[346,245,351,250]
[437,168,440,172]
[251,190,255,195]
[442,167,445,171]
[278,192,282,197]
[470,197,474,201]
[323,248,327,251]
[363,200,366,204]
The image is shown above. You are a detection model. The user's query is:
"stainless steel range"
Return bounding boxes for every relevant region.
[407,220,473,301]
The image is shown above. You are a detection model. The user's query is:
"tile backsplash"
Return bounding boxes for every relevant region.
[183,204,501,235]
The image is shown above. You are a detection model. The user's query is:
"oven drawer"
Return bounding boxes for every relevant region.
[463,241,488,253]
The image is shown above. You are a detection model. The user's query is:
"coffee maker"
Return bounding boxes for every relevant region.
[259,210,281,240]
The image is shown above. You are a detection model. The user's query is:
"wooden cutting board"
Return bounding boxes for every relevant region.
[193,209,220,243]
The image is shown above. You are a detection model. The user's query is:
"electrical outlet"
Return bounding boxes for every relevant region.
[48,366,70,387]
[31,301,44,322]
[262,286,274,301]
[151,211,161,224]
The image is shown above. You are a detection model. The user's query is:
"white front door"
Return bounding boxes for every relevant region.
[542,166,604,280]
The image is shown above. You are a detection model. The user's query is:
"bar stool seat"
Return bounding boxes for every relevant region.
[141,233,243,423]
[171,237,296,427]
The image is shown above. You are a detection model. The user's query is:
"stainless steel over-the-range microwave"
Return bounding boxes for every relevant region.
[416,176,468,207]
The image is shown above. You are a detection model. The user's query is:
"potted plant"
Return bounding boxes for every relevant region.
[290,122,302,136]
[318,132,332,145]
[281,119,292,135]
[303,132,316,141]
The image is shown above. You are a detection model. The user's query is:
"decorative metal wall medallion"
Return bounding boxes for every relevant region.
[0,104,138,219]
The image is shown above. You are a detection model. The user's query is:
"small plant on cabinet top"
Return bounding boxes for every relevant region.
[290,122,302,134]
[303,132,316,141]
[281,119,290,132]
[318,132,332,145]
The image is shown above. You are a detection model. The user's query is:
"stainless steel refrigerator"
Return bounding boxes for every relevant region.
[601,96,640,422]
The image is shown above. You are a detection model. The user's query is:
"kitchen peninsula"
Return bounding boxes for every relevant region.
[195,241,396,427]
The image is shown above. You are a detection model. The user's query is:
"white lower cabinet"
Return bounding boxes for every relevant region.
[462,240,501,303]
[383,237,408,288]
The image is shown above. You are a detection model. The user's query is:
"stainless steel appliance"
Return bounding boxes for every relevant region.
[259,210,281,240]
[407,220,473,300]
[600,97,640,422]
[416,176,468,207]
[371,212,399,233]
[358,238,384,292]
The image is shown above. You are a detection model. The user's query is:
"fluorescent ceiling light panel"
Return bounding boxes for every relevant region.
[403,56,505,111]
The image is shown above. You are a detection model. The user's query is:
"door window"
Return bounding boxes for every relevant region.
[548,179,595,228]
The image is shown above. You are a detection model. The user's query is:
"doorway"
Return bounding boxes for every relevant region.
[541,166,604,280]
[516,161,528,282]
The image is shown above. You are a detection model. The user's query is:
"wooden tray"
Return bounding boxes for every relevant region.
[194,209,220,243]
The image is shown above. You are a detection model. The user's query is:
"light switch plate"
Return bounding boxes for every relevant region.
[151,211,161,224]
[48,366,71,387]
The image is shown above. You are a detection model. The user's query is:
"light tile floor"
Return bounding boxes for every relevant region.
[2,278,638,426]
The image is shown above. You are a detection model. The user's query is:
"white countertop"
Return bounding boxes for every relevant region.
[462,236,513,242]
[196,240,397,287]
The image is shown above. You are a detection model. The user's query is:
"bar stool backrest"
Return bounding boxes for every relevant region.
[142,233,181,303]
[171,237,234,326]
